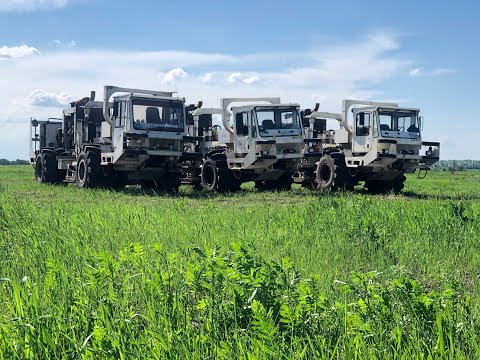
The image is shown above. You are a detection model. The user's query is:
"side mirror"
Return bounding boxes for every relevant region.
[418,116,424,130]
[113,101,119,117]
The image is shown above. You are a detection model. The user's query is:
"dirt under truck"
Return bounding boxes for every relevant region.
[296,100,440,193]
[30,85,203,191]
[182,98,305,192]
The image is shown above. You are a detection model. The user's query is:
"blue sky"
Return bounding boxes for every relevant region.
[0,0,478,159]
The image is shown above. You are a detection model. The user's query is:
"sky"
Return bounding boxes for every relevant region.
[0,0,478,160]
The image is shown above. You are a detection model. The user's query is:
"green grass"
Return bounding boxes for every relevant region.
[1,166,480,359]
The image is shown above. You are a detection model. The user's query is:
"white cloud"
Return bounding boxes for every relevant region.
[408,68,422,77]
[0,45,39,59]
[431,68,456,76]
[54,40,76,48]
[227,72,261,84]
[27,90,72,107]
[201,73,213,83]
[227,72,242,83]
[0,0,69,11]
[368,33,399,51]
[242,75,260,85]
[160,67,188,84]
[408,67,456,77]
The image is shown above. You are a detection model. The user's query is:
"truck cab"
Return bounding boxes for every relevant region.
[230,104,304,168]
[348,105,440,175]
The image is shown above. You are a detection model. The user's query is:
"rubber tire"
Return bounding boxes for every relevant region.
[75,150,101,188]
[163,172,181,194]
[107,171,127,190]
[364,180,388,194]
[201,157,238,192]
[315,154,351,192]
[392,175,406,194]
[254,180,276,191]
[275,172,293,191]
[35,154,48,183]
[201,158,219,192]
[35,153,60,184]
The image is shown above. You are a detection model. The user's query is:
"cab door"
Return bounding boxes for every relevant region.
[352,110,372,153]
[112,100,126,157]
[233,110,250,157]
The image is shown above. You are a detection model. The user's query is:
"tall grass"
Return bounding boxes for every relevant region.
[1,166,479,358]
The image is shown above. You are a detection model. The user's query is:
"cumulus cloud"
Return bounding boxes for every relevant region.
[408,67,456,77]
[0,0,69,11]
[159,67,188,84]
[0,45,40,59]
[27,90,72,107]
[408,68,422,77]
[227,72,242,83]
[201,73,213,83]
[227,72,261,84]
[54,40,76,48]
[242,75,260,85]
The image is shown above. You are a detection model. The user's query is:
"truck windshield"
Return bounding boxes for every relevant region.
[255,106,302,137]
[379,110,419,136]
[133,99,184,132]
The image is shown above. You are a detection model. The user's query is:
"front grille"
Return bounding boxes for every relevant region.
[149,138,180,151]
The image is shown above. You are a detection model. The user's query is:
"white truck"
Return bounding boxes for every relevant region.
[183,98,305,191]
[30,85,203,191]
[296,100,440,193]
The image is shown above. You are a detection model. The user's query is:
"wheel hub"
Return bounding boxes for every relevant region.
[320,163,331,183]
[78,161,86,182]
[203,164,215,187]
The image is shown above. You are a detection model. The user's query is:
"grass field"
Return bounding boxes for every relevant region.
[1,166,480,359]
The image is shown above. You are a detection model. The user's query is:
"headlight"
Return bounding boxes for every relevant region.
[382,149,389,154]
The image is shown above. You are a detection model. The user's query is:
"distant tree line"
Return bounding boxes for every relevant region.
[432,160,480,172]
[0,159,30,165]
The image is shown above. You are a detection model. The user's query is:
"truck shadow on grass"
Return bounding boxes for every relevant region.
[400,190,480,201]
[121,185,319,200]
[118,186,480,201]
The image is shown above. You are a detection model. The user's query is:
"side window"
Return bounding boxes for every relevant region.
[235,112,249,136]
[115,101,126,127]
[355,112,370,136]
[251,111,257,138]
[379,114,392,131]
[373,113,379,137]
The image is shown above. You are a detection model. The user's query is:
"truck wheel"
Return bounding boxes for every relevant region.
[275,172,293,191]
[35,153,60,184]
[315,154,351,192]
[254,180,275,191]
[108,171,127,190]
[392,174,406,194]
[164,172,181,194]
[364,180,387,194]
[75,151,101,188]
[35,154,47,183]
[45,153,65,184]
[228,175,242,192]
[201,158,218,192]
